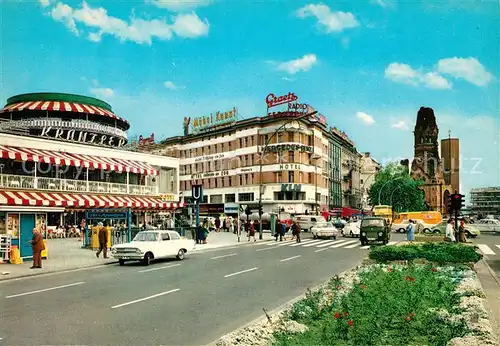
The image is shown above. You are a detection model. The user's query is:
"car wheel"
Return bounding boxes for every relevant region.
[333,236,337,240]
[312,234,317,239]
[398,228,405,233]
[119,259,125,266]
[423,228,431,234]
[176,249,185,261]
[433,229,440,234]
[142,252,153,266]
[361,240,366,246]
[350,231,353,237]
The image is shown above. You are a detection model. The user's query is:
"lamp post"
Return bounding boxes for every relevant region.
[378,176,403,206]
[258,110,318,239]
[311,153,321,214]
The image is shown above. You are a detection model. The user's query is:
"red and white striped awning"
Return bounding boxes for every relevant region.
[0,190,185,210]
[0,101,129,125]
[0,145,159,175]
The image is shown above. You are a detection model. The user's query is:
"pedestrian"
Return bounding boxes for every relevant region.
[248,221,256,242]
[96,222,108,258]
[406,219,415,242]
[292,221,301,243]
[275,219,281,241]
[281,222,287,241]
[445,219,456,242]
[29,227,45,269]
[215,217,221,232]
[458,219,467,243]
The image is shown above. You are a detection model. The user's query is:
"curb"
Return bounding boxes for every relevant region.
[480,258,500,287]
[207,260,364,346]
[0,239,275,283]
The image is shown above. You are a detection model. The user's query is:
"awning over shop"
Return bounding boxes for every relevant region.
[0,190,185,210]
[0,144,159,175]
[0,100,129,125]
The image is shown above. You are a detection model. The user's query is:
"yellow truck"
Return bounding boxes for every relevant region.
[373,205,393,225]
[391,211,442,233]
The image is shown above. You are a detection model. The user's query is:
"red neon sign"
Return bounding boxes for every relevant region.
[266,92,298,108]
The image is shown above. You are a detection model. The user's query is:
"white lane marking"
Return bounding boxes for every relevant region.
[265,240,294,246]
[138,264,181,273]
[477,244,496,255]
[316,240,340,248]
[290,239,317,247]
[360,245,371,249]
[256,241,293,251]
[111,288,180,309]
[256,245,280,252]
[224,267,259,278]
[280,255,301,262]
[303,240,330,247]
[330,240,359,248]
[344,242,362,249]
[496,245,500,250]
[5,281,85,299]
[211,253,237,260]
[315,240,349,252]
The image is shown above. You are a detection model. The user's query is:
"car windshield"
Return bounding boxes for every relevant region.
[317,222,333,228]
[133,232,158,241]
[362,219,385,227]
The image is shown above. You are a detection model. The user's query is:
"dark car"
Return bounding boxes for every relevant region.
[360,217,390,246]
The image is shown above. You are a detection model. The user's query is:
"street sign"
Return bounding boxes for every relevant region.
[192,184,204,202]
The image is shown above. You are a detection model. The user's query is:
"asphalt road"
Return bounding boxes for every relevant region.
[0,235,367,346]
[470,233,500,279]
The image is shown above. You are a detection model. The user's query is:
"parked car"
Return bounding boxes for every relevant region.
[111,230,195,266]
[311,221,339,239]
[343,220,360,237]
[360,217,390,246]
[473,219,500,234]
[425,221,481,238]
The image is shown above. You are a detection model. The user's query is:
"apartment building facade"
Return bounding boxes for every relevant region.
[151,106,361,215]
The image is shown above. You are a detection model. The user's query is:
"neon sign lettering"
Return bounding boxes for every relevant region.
[266,92,298,108]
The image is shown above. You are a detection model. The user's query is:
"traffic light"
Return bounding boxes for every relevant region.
[245,206,252,216]
[258,205,263,216]
[451,193,462,211]
[446,194,454,215]
[459,194,465,210]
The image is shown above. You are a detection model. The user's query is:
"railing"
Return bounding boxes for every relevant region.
[0,173,158,196]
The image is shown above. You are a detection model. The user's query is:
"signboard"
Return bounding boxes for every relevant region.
[199,203,224,214]
[287,103,308,113]
[224,203,239,214]
[40,127,126,147]
[194,153,225,162]
[266,93,298,108]
[138,133,155,147]
[189,107,237,134]
[263,144,313,153]
[192,184,204,202]
[191,170,229,180]
[279,164,302,170]
[281,184,302,192]
[87,212,128,219]
[159,193,176,201]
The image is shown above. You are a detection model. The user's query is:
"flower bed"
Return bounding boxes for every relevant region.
[214,244,497,346]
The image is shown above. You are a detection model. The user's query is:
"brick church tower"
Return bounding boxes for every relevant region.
[410,107,452,214]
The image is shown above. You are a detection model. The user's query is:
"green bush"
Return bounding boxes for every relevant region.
[368,243,483,264]
[273,265,469,346]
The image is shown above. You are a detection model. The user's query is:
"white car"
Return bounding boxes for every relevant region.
[311,222,339,239]
[111,230,195,266]
[343,220,361,237]
[473,219,500,234]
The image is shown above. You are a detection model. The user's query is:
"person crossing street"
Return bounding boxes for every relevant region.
[292,221,301,243]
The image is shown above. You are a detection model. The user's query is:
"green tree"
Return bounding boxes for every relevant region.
[368,162,428,212]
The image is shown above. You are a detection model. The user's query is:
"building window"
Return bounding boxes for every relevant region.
[225,194,236,203]
[238,193,254,202]
[288,171,294,183]
[277,172,282,183]
[289,151,294,163]
[278,133,283,143]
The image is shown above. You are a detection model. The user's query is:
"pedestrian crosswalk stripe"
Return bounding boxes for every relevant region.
[302,240,329,247]
[344,242,362,249]
[316,240,339,248]
[495,245,500,250]
[477,244,496,255]
[329,240,358,248]
[290,239,318,247]
[360,245,370,249]
[265,240,294,246]
[388,241,398,245]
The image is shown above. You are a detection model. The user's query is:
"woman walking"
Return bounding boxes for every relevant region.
[248,221,256,242]
[406,219,415,242]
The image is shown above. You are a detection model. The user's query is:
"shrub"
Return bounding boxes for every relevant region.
[273,265,469,346]
[369,243,482,264]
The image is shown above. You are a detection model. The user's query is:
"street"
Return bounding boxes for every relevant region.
[470,233,500,279]
[1,234,369,346]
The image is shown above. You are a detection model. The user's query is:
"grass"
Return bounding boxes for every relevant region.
[272,264,469,346]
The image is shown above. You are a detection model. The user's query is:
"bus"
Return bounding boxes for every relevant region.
[373,205,393,225]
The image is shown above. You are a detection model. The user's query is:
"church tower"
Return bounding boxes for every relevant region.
[410,107,452,214]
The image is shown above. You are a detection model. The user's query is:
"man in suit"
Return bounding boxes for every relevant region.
[29,227,44,269]
[96,222,109,258]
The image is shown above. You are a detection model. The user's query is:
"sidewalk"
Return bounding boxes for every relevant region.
[476,259,500,341]
[0,232,274,281]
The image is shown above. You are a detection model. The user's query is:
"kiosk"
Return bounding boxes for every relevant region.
[84,208,132,248]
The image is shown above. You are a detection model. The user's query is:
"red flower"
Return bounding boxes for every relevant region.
[409,312,415,317]
[334,312,341,319]
[431,267,438,272]
[387,267,393,272]
[347,320,354,326]
[344,312,349,317]
[405,316,412,321]
[405,276,415,282]
[336,285,341,289]
[360,285,367,289]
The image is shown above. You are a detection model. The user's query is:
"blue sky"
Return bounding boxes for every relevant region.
[1,0,499,197]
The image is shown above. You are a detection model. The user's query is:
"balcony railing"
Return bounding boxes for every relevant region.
[0,173,157,196]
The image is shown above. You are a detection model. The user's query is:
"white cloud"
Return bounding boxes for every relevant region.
[275,54,318,75]
[385,62,451,89]
[148,0,211,11]
[371,0,396,8]
[391,120,408,130]
[164,81,185,90]
[89,87,114,98]
[296,4,359,33]
[356,111,375,125]
[281,76,295,82]
[46,1,209,45]
[437,57,494,87]
[39,0,50,7]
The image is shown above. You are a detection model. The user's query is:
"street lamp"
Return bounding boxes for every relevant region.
[311,153,321,215]
[378,176,403,205]
[257,110,318,239]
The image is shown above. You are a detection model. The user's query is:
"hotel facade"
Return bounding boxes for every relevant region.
[148,95,363,216]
